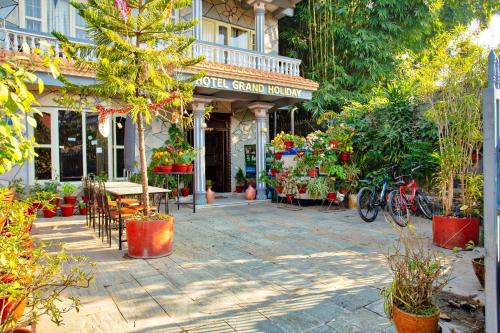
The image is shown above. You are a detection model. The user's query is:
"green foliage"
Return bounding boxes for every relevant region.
[43,180,60,194]
[333,80,437,181]
[280,0,498,115]
[235,168,246,185]
[60,182,78,196]
[0,52,60,174]
[307,177,327,199]
[54,0,204,216]
[418,29,486,215]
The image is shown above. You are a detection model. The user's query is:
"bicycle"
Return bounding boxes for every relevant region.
[356,165,397,222]
[387,165,433,227]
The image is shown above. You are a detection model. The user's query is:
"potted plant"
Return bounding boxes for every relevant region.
[206,180,215,204]
[295,176,309,194]
[60,204,74,217]
[181,174,192,197]
[78,201,87,215]
[420,34,484,250]
[383,223,450,333]
[60,183,78,205]
[307,177,327,200]
[38,191,57,219]
[43,180,60,206]
[235,168,246,193]
[269,160,284,177]
[55,0,204,258]
[326,177,337,202]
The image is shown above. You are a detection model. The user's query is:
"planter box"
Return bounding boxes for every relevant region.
[432,215,480,249]
[126,217,174,258]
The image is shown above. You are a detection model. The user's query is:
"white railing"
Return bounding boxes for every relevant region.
[193,41,301,77]
[1,29,302,77]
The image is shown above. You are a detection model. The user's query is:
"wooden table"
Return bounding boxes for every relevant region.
[105,182,170,250]
[153,171,196,213]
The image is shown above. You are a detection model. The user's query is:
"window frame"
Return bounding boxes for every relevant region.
[19,0,47,32]
[202,17,255,51]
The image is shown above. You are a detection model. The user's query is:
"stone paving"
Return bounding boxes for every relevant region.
[33,203,483,333]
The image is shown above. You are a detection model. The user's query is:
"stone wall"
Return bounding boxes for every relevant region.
[230,111,257,190]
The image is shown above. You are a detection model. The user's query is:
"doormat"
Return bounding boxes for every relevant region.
[215,195,228,199]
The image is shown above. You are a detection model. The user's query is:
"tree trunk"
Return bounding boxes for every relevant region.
[137,112,150,216]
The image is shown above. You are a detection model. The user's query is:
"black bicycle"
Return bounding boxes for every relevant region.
[356,165,397,222]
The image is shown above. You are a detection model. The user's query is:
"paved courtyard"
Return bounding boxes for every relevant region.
[33,203,482,333]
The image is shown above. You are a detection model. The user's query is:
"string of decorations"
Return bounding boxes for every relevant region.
[96,92,179,124]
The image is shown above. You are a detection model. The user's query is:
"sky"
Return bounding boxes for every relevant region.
[475,14,500,49]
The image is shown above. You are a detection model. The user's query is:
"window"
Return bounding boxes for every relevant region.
[86,113,108,179]
[25,0,42,31]
[75,12,87,39]
[202,18,254,51]
[34,112,52,180]
[113,117,126,179]
[48,0,70,36]
[58,110,83,181]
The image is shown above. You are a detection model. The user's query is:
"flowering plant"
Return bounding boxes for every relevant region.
[174,147,197,164]
[151,146,174,166]
[271,132,305,151]
[305,130,328,150]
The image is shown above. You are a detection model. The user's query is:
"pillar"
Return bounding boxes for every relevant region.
[192,97,211,205]
[192,0,203,41]
[248,102,274,200]
[254,2,265,54]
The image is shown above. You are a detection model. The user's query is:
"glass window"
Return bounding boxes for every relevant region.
[231,27,249,49]
[114,117,126,179]
[217,26,228,46]
[85,113,108,179]
[34,112,52,180]
[26,20,42,32]
[202,19,215,43]
[75,12,87,39]
[26,0,41,18]
[48,0,70,36]
[58,110,83,181]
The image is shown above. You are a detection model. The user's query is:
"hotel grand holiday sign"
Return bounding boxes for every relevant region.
[194,76,313,100]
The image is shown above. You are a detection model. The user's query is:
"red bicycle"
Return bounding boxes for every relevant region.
[387,165,433,227]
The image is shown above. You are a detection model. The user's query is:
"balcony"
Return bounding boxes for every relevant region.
[1,28,302,78]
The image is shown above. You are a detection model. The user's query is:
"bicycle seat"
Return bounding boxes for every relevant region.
[394,180,405,186]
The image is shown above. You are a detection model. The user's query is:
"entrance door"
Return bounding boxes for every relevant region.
[188,113,231,193]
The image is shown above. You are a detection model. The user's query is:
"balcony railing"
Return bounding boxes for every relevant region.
[1,29,302,77]
[193,41,301,77]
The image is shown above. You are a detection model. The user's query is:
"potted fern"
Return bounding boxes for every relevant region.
[55,0,204,258]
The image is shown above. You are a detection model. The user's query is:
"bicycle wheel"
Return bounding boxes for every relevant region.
[416,190,433,220]
[357,187,379,222]
[387,190,410,227]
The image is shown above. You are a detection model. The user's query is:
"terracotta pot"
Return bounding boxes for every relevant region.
[235,185,244,193]
[160,165,173,173]
[181,187,190,197]
[297,185,307,194]
[270,168,277,177]
[392,305,439,333]
[0,297,27,325]
[82,195,88,203]
[79,207,87,215]
[329,140,339,150]
[275,186,283,194]
[31,202,43,210]
[327,192,337,202]
[348,193,357,209]
[64,196,77,205]
[50,197,60,206]
[172,163,189,172]
[42,207,57,218]
[153,165,161,172]
[296,149,305,158]
[206,187,215,204]
[274,152,283,160]
[284,140,294,150]
[187,164,194,172]
[126,217,174,258]
[61,204,74,217]
[308,168,318,177]
[245,185,256,200]
[286,194,294,203]
[432,215,480,249]
[340,151,352,161]
[472,257,485,288]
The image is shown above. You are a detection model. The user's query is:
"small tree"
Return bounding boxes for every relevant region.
[54,0,204,216]
[418,28,485,216]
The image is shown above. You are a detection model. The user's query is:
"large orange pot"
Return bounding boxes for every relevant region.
[126,217,174,258]
[432,215,480,249]
[392,306,439,333]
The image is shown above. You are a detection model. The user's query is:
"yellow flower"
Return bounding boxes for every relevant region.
[179,151,183,156]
